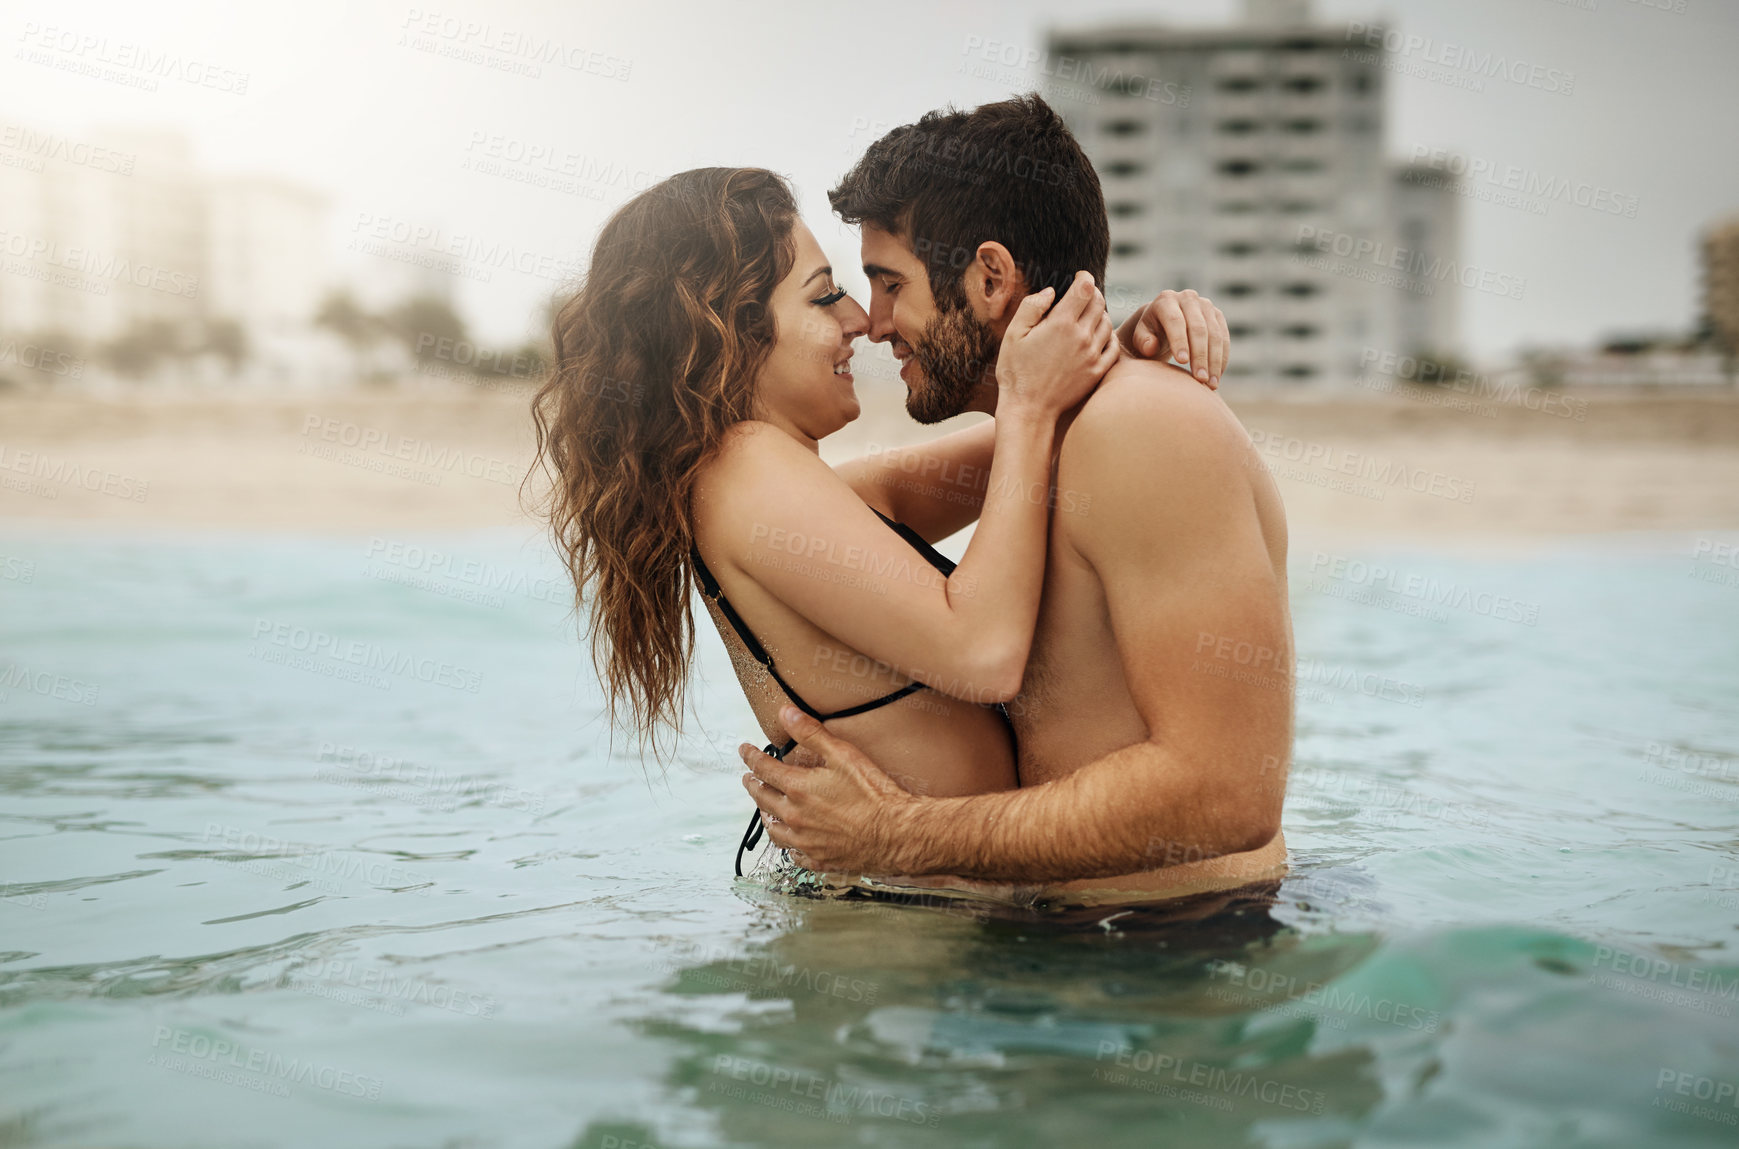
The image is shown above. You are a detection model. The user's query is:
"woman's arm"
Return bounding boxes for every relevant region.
[699,275,1116,704]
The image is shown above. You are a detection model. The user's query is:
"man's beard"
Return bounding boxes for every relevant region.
[906,301,999,425]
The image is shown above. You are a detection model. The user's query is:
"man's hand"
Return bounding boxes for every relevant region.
[1118,289,1229,388]
[739,705,919,874]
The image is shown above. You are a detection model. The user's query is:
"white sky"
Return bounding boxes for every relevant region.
[2,0,1733,362]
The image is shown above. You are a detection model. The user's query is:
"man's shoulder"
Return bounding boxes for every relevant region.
[1064,358,1249,468]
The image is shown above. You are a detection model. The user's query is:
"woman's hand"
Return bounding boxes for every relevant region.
[996,270,1120,420]
[1118,288,1230,389]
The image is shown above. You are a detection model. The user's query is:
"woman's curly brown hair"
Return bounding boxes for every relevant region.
[530,167,798,754]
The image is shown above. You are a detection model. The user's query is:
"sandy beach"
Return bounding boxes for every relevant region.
[3,377,1738,545]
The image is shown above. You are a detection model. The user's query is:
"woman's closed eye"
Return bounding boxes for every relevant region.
[811,284,849,307]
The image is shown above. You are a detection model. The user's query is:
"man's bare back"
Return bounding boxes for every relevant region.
[1005,357,1292,901]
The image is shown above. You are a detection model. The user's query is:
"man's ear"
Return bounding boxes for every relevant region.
[966,241,1027,327]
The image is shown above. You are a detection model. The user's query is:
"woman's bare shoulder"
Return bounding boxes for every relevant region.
[699,421,823,486]
[692,421,834,546]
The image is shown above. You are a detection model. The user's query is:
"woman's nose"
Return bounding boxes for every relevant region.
[840,295,870,342]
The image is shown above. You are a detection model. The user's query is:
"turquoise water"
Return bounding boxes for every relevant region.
[2,525,1738,1147]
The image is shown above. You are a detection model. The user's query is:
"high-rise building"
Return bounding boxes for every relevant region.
[1046,0,1458,385]
[1704,215,1739,357]
[1390,161,1461,360]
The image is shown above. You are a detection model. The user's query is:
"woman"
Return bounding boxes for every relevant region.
[531,167,1220,875]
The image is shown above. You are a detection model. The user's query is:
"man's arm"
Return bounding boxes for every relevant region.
[741,375,1290,880]
[832,420,995,543]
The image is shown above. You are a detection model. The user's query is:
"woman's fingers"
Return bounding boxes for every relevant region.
[1053,270,1098,323]
[1004,285,1056,342]
[1152,293,1189,364]
[1181,295,1211,383]
[1211,304,1231,383]
[1093,331,1121,377]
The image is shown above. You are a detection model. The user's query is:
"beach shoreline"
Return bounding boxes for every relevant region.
[3,381,1737,545]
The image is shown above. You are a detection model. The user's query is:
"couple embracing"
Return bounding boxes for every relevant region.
[533,94,1293,914]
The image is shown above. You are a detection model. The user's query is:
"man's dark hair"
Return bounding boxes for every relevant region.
[829,94,1109,310]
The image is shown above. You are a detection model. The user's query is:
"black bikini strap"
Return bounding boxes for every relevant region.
[691,548,826,722]
[823,680,925,718]
[736,738,797,877]
[871,508,957,577]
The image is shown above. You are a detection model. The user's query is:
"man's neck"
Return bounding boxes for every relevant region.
[971,370,1094,434]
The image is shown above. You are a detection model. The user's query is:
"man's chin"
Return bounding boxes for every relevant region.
[904,394,946,425]
[902,373,970,425]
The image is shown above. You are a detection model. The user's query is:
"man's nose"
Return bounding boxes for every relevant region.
[866,298,897,345]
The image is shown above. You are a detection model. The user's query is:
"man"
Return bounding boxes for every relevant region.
[740,95,1292,901]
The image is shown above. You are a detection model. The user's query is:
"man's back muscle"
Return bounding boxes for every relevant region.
[1010,358,1292,896]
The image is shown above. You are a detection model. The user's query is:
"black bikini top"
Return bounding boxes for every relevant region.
[691,507,957,726]
[692,508,961,878]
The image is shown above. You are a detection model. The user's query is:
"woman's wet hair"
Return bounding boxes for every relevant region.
[530,166,798,753]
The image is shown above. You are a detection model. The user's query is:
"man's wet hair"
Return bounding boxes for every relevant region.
[829,93,1109,310]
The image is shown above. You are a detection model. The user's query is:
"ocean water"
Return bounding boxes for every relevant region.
[2,524,1737,1148]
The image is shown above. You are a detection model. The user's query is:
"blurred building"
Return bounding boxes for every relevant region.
[0,116,331,382]
[1518,344,1729,388]
[1390,160,1461,360]
[1704,214,1739,357]
[0,126,206,342]
[1047,0,1459,386]
[107,128,208,333]
[209,175,329,335]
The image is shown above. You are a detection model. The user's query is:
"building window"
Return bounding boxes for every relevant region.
[1221,283,1258,298]
[1217,76,1261,93]
[1282,76,1326,94]
[1281,119,1323,134]
[1104,119,1147,136]
[1228,324,1259,339]
[1112,242,1145,258]
[1218,159,1261,177]
[1281,282,1321,297]
[1282,324,1319,338]
[1218,241,1259,257]
[1218,119,1261,135]
[1281,364,1318,379]
[1104,160,1146,177]
[1110,202,1146,218]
